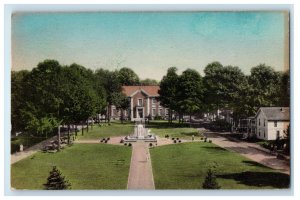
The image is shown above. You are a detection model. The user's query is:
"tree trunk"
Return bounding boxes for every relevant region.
[82,122,84,136]
[75,125,78,136]
[57,125,61,151]
[87,119,89,132]
[67,124,70,145]
[121,109,124,124]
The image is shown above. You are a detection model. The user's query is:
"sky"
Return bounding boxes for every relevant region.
[11,11,289,80]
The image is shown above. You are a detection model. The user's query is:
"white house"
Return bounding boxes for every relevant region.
[254,107,290,140]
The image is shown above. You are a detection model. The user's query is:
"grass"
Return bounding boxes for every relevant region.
[78,121,134,140]
[11,144,132,189]
[147,120,203,139]
[150,142,290,189]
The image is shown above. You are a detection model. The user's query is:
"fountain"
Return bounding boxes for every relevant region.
[123,121,157,142]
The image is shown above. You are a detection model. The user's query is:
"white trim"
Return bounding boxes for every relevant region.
[147,97,150,116]
[130,97,133,119]
[137,98,143,106]
[129,89,150,97]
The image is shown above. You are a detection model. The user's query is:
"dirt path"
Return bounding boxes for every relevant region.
[127,141,155,189]
[203,131,290,175]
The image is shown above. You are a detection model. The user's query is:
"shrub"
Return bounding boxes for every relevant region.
[200,137,204,140]
[209,140,212,143]
[179,140,181,143]
[11,143,20,154]
[120,139,124,143]
[204,138,207,142]
[44,166,71,190]
[202,168,221,189]
[128,143,132,147]
[173,140,177,143]
[149,143,153,147]
[154,115,163,120]
[176,138,179,140]
[171,138,175,140]
[107,137,110,141]
[124,143,127,146]
[104,140,108,143]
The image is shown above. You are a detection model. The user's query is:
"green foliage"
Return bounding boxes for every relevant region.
[11,70,30,134]
[140,78,159,85]
[44,166,71,190]
[202,168,221,189]
[118,67,140,85]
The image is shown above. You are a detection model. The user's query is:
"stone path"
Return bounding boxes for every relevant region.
[127,141,155,189]
[203,131,290,175]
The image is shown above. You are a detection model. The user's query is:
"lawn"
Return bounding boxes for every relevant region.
[11,144,132,189]
[147,120,203,139]
[150,142,290,189]
[78,121,134,140]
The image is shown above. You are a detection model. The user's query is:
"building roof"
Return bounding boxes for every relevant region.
[122,85,160,97]
[257,107,290,121]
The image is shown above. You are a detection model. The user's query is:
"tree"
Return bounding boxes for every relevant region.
[21,60,65,149]
[140,78,159,85]
[202,168,221,189]
[118,67,140,85]
[112,93,130,123]
[44,166,71,190]
[283,125,290,155]
[247,64,282,112]
[177,69,204,123]
[203,62,248,121]
[95,69,122,122]
[11,70,30,135]
[158,67,179,123]
[279,71,290,107]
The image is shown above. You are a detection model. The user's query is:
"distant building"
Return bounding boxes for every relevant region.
[253,107,290,140]
[110,86,169,121]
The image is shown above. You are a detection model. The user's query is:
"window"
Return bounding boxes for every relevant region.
[152,98,156,104]
[264,120,265,127]
[159,108,163,116]
[264,131,265,138]
[274,121,277,127]
[276,131,280,139]
[259,131,260,136]
[165,109,169,115]
[152,108,156,116]
[138,99,143,106]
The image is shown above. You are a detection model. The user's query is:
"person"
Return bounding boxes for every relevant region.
[192,135,194,141]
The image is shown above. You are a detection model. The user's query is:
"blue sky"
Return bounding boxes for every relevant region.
[12,11,288,80]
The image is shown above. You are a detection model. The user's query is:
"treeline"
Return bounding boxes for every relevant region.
[12,59,289,137]
[159,62,289,123]
[11,60,159,137]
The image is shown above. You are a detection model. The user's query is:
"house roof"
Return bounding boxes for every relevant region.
[122,86,160,97]
[257,107,290,121]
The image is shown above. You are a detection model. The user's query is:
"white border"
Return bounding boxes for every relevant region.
[1,1,298,199]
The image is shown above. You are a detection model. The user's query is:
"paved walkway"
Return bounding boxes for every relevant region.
[127,141,155,189]
[11,126,86,164]
[11,135,58,164]
[203,131,290,175]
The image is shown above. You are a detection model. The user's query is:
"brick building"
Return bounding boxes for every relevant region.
[110,86,169,121]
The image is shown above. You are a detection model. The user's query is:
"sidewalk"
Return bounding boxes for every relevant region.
[203,131,290,175]
[127,141,155,189]
[11,126,86,164]
[11,135,57,164]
